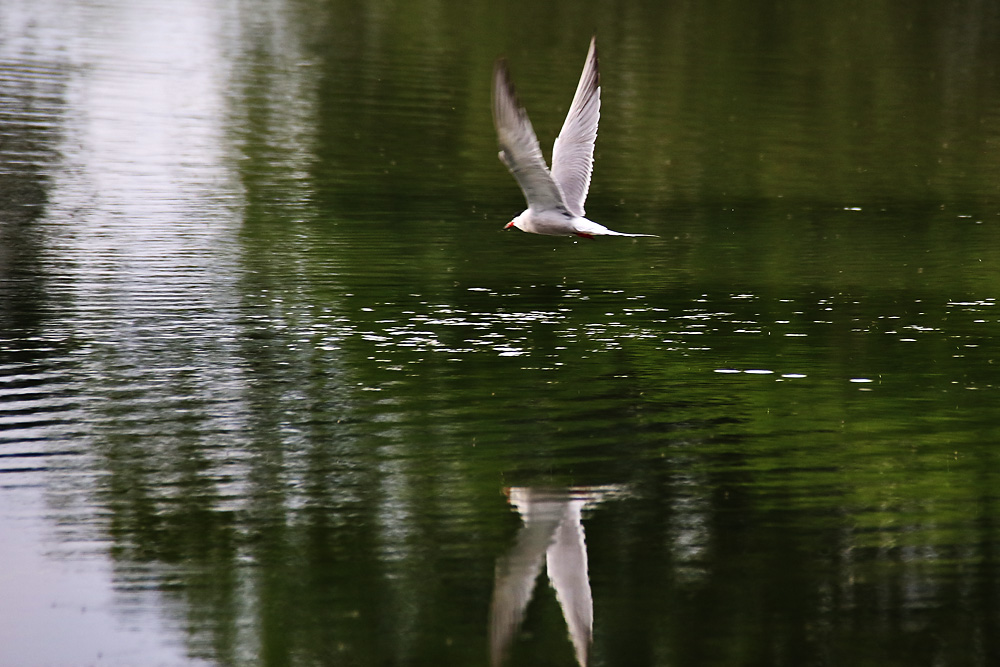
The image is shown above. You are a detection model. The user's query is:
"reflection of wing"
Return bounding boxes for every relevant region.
[492,58,567,213]
[488,512,555,667]
[547,500,593,667]
[551,36,600,218]
[490,487,624,667]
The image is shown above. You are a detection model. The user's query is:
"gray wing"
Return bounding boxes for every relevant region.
[492,58,567,212]
[488,519,549,667]
[546,502,593,667]
[551,36,600,218]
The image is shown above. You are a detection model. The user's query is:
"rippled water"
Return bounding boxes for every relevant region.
[3,0,1000,665]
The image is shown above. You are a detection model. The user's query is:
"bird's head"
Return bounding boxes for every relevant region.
[504,212,526,232]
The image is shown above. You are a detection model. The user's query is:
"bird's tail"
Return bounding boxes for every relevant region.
[573,220,657,238]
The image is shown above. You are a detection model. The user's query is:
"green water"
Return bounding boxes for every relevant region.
[2,0,1000,665]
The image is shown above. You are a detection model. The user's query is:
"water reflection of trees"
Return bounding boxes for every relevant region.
[6,0,1000,664]
[0,52,66,335]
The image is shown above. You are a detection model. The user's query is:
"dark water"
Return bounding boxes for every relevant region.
[3,0,1000,665]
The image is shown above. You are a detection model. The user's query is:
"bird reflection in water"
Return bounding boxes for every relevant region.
[489,486,624,667]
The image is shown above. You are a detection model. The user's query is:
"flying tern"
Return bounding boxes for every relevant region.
[492,37,656,239]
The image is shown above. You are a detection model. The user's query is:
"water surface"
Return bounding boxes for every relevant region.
[2,0,1000,665]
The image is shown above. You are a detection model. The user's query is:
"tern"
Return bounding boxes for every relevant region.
[492,37,656,239]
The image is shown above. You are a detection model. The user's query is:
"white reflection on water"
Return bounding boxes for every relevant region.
[0,0,297,662]
[0,504,214,667]
[489,486,625,667]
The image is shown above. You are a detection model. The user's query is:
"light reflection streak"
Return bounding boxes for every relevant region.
[0,0,313,663]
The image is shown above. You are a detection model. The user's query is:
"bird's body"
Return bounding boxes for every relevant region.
[492,37,655,239]
[505,207,641,240]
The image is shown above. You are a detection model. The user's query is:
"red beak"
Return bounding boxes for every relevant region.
[504,221,515,229]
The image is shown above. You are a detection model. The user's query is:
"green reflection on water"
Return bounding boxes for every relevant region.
[208,0,1000,658]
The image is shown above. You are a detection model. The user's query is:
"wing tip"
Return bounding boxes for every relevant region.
[587,36,600,90]
[494,57,520,97]
[493,55,510,80]
[492,56,525,120]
